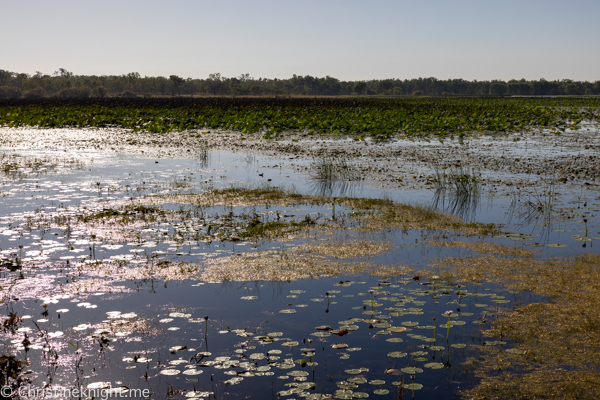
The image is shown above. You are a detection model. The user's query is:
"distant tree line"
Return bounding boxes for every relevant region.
[0,68,599,99]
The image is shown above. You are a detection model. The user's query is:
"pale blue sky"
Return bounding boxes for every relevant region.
[3,0,599,81]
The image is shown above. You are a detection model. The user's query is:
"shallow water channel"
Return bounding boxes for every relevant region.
[1,137,599,399]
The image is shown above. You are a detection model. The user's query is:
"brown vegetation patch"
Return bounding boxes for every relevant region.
[438,253,600,399]
[106,317,163,339]
[141,188,498,237]
[426,240,534,258]
[141,187,319,208]
[295,240,392,259]
[199,243,410,282]
[200,251,373,282]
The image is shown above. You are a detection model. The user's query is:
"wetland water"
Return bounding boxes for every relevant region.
[1,127,599,399]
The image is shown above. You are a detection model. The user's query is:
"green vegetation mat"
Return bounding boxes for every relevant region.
[1,97,598,137]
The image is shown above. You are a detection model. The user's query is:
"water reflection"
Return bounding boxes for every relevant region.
[309,157,362,197]
[431,189,480,221]
[505,184,560,244]
[308,178,362,197]
[193,147,210,170]
[430,166,481,221]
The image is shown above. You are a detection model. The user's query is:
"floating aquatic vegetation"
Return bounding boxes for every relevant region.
[1,97,598,136]
[139,186,315,208]
[0,152,85,180]
[426,240,535,258]
[295,240,392,259]
[441,253,600,399]
[77,205,165,224]
[0,240,546,400]
[199,250,378,282]
[105,314,163,338]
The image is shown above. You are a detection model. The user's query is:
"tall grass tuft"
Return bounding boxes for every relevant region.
[507,177,556,236]
[432,166,481,220]
[433,166,480,197]
[309,157,360,197]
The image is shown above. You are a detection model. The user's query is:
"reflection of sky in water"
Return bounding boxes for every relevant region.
[0,146,598,398]
[0,148,598,252]
[0,148,598,257]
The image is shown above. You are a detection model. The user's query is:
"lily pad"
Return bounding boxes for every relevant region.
[182,369,203,375]
[288,370,309,377]
[401,321,419,327]
[160,369,180,376]
[88,382,111,389]
[331,343,348,349]
[401,367,423,374]
[386,338,403,343]
[403,383,423,390]
[387,326,407,333]
[347,377,367,384]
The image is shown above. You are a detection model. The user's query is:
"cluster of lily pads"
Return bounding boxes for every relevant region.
[125,277,523,399]
[1,97,598,137]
